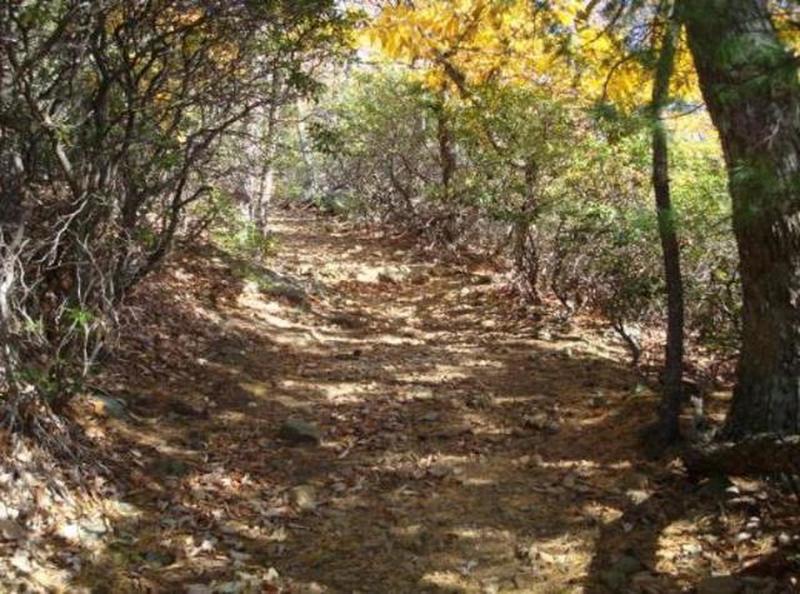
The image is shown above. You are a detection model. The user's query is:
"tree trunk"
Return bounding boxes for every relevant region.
[435,89,456,200]
[252,72,282,236]
[513,159,541,303]
[295,100,318,200]
[680,0,800,436]
[651,9,686,446]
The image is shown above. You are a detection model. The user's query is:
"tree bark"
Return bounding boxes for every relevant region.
[513,159,541,303]
[651,8,686,446]
[435,89,456,200]
[680,0,800,437]
[252,71,282,237]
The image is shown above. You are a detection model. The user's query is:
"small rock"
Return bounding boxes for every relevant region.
[696,576,743,594]
[278,418,321,445]
[89,394,129,420]
[735,531,752,543]
[289,485,317,512]
[265,283,307,306]
[777,532,792,547]
[0,519,25,541]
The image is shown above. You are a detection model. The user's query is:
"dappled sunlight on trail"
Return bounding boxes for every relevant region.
[10,215,790,593]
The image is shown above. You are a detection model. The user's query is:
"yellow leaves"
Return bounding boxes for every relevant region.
[671,38,703,104]
[551,0,582,27]
[362,0,703,113]
[366,0,551,91]
[365,10,419,61]
[567,17,701,111]
[423,69,447,89]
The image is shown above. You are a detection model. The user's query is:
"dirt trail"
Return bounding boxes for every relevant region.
[28,215,782,593]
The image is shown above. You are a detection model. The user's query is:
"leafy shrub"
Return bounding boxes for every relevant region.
[288,69,740,370]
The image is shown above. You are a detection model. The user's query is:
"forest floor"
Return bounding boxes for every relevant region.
[1,214,797,593]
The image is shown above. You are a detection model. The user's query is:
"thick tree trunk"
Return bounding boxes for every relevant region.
[651,10,685,446]
[680,0,800,437]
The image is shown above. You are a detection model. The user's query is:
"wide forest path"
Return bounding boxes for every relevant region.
[52,215,756,593]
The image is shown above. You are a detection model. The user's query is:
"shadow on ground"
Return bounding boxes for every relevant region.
[39,214,797,593]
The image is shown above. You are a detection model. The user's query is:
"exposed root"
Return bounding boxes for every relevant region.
[683,432,800,479]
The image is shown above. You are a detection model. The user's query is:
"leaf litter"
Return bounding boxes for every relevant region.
[0,215,796,593]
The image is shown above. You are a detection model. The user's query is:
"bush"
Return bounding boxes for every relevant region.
[287,69,739,370]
